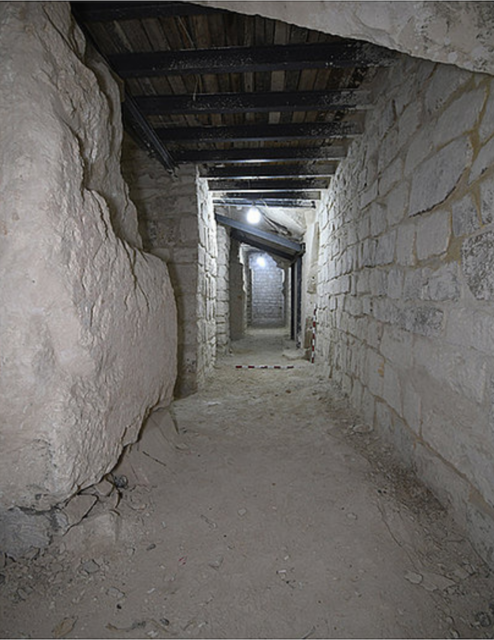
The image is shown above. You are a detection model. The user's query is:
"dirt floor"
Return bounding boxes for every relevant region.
[2,328,494,639]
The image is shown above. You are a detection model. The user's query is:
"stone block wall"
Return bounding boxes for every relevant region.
[316,54,494,564]
[216,225,231,354]
[121,144,200,397]
[196,178,218,384]
[229,240,247,340]
[0,3,176,512]
[250,253,286,327]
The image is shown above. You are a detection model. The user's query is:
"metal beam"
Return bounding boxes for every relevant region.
[215,213,303,255]
[71,1,223,21]
[173,146,346,164]
[231,231,295,263]
[70,9,176,172]
[208,178,329,191]
[123,93,175,171]
[137,89,370,115]
[158,121,361,143]
[220,191,321,201]
[214,199,316,209]
[109,42,395,78]
[201,163,336,179]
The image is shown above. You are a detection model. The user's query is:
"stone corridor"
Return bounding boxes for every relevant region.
[1,331,493,639]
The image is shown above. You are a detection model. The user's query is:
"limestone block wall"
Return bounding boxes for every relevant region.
[216,226,231,355]
[0,2,176,511]
[229,240,247,340]
[121,142,200,397]
[316,53,494,564]
[250,253,286,327]
[196,178,218,384]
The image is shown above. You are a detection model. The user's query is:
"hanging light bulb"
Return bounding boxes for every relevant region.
[246,207,261,224]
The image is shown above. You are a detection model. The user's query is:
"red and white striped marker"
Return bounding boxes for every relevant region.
[235,364,296,369]
[311,306,317,363]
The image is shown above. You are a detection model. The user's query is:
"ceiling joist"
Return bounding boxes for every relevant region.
[221,190,322,201]
[200,163,336,179]
[137,89,370,115]
[172,146,346,164]
[109,42,395,78]
[214,198,316,209]
[158,121,361,143]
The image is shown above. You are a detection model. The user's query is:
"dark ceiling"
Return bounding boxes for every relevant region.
[71,1,395,209]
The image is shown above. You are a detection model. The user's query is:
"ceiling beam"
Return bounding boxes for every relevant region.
[215,213,303,254]
[71,1,223,21]
[109,42,395,78]
[214,198,316,209]
[137,89,370,115]
[222,191,321,201]
[157,121,361,143]
[230,232,296,262]
[173,146,346,164]
[201,163,336,178]
[208,178,329,191]
[122,94,175,171]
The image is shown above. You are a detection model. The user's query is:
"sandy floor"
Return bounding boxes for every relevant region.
[1,329,494,639]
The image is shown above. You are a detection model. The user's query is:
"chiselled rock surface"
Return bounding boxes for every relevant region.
[0,3,177,512]
[198,1,494,77]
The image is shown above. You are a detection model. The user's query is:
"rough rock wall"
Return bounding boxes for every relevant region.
[216,226,231,355]
[316,54,494,564]
[198,1,494,77]
[196,178,218,385]
[121,141,199,397]
[0,2,176,511]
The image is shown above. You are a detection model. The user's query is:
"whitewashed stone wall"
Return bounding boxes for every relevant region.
[316,54,494,565]
[196,178,218,384]
[229,240,247,340]
[250,253,286,327]
[121,143,199,397]
[216,226,231,355]
[0,3,176,512]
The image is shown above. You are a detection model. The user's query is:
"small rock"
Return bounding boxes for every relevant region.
[61,494,98,529]
[160,618,170,627]
[237,508,247,517]
[346,512,358,520]
[475,611,492,628]
[147,543,156,551]
[147,631,158,638]
[404,570,423,584]
[449,630,460,639]
[107,587,125,599]
[175,443,189,451]
[81,559,100,574]
[93,479,114,497]
[112,475,128,490]
[351,423,373,434]
[208,556,224,570]
[421,571,456,592]
[17,588,28,600]
[161,521,167,529]
[52,616,77,639]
